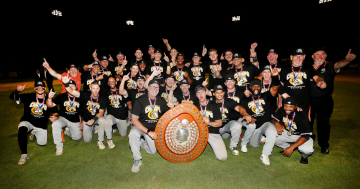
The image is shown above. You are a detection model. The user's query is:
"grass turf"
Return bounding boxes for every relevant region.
[0,83,359,189]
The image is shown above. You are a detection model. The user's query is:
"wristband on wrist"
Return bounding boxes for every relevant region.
[54,114,59,118]
[146,129,150,134]
[345,59,350,62]
[93,116,99,122]
[167,62,170,66]
[64,83,70,87]
[252,57,258,62]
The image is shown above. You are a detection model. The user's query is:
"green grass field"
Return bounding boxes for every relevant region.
[0,82,359,189]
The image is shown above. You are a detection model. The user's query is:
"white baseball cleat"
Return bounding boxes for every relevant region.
[241,145,248,153]
[260,136,266,144]
[29,131,35,140]
[56,147,63,156]
[18,154,29,165]
[131,160,142,173]
[97,141,105,150]
[64,127,71,137]
[260,154,270,166]
[107,140,115,149]
[112,129,117,133]
[229,146,239,155]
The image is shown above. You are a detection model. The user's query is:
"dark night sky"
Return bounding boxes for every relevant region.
[8,1,359,76]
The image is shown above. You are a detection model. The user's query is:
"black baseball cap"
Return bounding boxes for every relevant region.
[138,59,146,65]
[176,52,185,59]
[69,64,77,69]
[193,52,200,57]
[35,81,45,87]
[213,85,225,92]
[130,62,139,67]
[154,48,162,54]
[312,46,327,55]
[283,97,297,106]
[195,85,206,93]
[225,74,235,81]
[261,65,271,72]
[148,79,159,87]
[99,55,108,61]
[180,79,189,85]
[93,61,101,67]
[233,53,243,59]
[117,51,125,56]
[68,80,76,85]
[250,79,262,86]
[268,49,278,54]
[166,74,175,80]
[136,75,146,81]
[292,48,306,56]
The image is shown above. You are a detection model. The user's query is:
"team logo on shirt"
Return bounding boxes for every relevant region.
[151,66,164,78]
[228,96,240,103]
[275,68,282,73]
[286,72,307,86]
[261,88,270,93]
[109,95,122,108]
[201,110,214,118]
[127,80,137,89]
[161,92,168,101]
[101,70,112,76]
[321,68,326,73]
[282,117,297,131]
[220,107,228,120]
[170,62,174,69]
[30,102,48,116]
[145,105,161,119]
[247,99,265,115]
[64,101,80,112]
[115,66,126,72]
[86,101,100,115]
[174,71,185,81]
[191,67,203,80]
[136,92,146,98]
[209,65,218,77]
[234,71,250,86]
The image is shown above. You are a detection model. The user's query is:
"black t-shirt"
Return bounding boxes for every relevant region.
[279,65,317,107]
[158,86,181,102]
[106,90,129,120]
[53,93,82,122]
[9,92,50,129]
[131,94,169,131]
[127,88,147,108]
[81,71,106,93]
[79,92,106,122]
[99,64,116,78]
[174,91,198,104]
[188,63,208,91]
[145,61,167,85]
[212,98,238,127]
[225,86,245,105]
[261,81,277,115]
[225,63,261,91]
[272,109,312,139]
[195,101,222,134]
[310,62,339,98]
[259,61,288,75]
[170,65,191,85]
[113,61,130,76]
[206,60,228,90]
[240,92,275,129]
[124,75,139,90]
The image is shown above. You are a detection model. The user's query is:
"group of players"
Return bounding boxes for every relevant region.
[10,39,356,173]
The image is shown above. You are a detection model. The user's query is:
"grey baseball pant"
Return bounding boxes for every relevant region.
[208,133,227,161]
[128,126,157,161]
[221,119,256,147]
[18,121,47,146]
[83,117,107,142]
[249,122,277,156]
[52,116,82,148]
[275,131,314,158]
[105,114,128,137]
[219,120,242,148]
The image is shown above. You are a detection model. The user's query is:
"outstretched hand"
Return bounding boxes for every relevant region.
[202,45,207,56]
[17,83,27,92]
[43,58,50,69]
[62,75,71,84]
[108,54,114,62]
[345,49,356,62]
[92,49,97,58]
[123,73,130,81]
[48,89,56,99]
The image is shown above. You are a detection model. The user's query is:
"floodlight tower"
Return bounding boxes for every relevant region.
[52,9,62,19]
[232,16,240,25]
[319,0,332,5]
[126,20,134,27]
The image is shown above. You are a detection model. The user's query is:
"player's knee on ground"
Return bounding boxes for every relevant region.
[72,133,82,141]
[216,154,227,161]
[37,137,47,146]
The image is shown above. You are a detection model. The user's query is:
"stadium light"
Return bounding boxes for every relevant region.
[126,20,134,26]
[232,16,240,21]
[52,9,62,16]
[319,0,332,4]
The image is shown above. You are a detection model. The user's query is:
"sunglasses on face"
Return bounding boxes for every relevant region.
[36,87,45,90]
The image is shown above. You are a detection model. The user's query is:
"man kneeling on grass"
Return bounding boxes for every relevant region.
[129,79,173,173]
[271,97,314,164]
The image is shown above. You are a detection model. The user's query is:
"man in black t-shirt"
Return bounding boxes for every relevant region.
[10,81,51,165]
[205,48,228,91]
[104,77,130,143]
[212,85,254,155]
[174,79,198,104]
[47,80,83,156]
[63,76,108,150]
[188,52,208,91]
[271,97,314,164]
[261,65,279,114]
[145,49,169,86]
[170,53,193,86]
[279,48,327,118]
[310,47,356,154]
[129,79,171,173]
[114,51,130,76]
[81,61,108,96]
[242,77,280,166]
[194,85,226,161]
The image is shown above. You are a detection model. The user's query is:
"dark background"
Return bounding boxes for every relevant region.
[6,1,359,77]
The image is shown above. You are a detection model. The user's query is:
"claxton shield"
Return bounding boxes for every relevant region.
[155,103,209,163]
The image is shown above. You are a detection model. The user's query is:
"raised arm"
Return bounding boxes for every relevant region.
[144,70,161,89]
[269,66,280,97]
[62,76,80,98]
[162,38,171,51]
[334,49,356,70]
[9,83,26,103]
[46,89,56,108]
[43,58,61,80]
[119,73,130,96]
[117,56,128,76]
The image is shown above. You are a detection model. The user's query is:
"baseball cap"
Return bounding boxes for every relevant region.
[130,62,139,67]
[166,74,175,80]
[99,55,108,61]
[233,53,243,59]
[117,51,125,56]
[193,52,200,57]
[261,65,271,72]
[268,49,278,54]
[68,80,76,85]
[176,52,185,59]
[195,85,206,93]
[283,97,297,106]
[225,74,235,81]
[154,48,162,54]
[93,61,101,67]
[180,79,189,85]
[250,79,262,86]
[213,85,225,92]
[35,81,45,87]
[69,64,77,69]
[148,79,160,87]
[136,75,146,81]
[292,48,306,56]
[148,45,154,49]
[138,59,146,65]
[312,46,327,55]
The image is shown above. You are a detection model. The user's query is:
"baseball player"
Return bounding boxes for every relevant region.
[271,97,314,164]
[46,79,83,156]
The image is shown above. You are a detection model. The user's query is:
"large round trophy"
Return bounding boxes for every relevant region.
[155,103,209,163]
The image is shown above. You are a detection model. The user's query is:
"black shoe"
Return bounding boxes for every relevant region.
[300,157,308,164]
[321,147,329,154]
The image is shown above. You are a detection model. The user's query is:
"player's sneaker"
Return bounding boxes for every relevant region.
[131,160,142,173]
[321,147,329,154]
[300,157,308,164]
[112,129,117,133]
[241,145,248,153]
[18,154,29,165]
[107,140,115,149]
[29,131,35,140]
[229,146,239,155]
[260,136,266,144]
[97,141,105,150]
[260,154,270,166]
[64,127,71,137]
[56,147,63,156]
